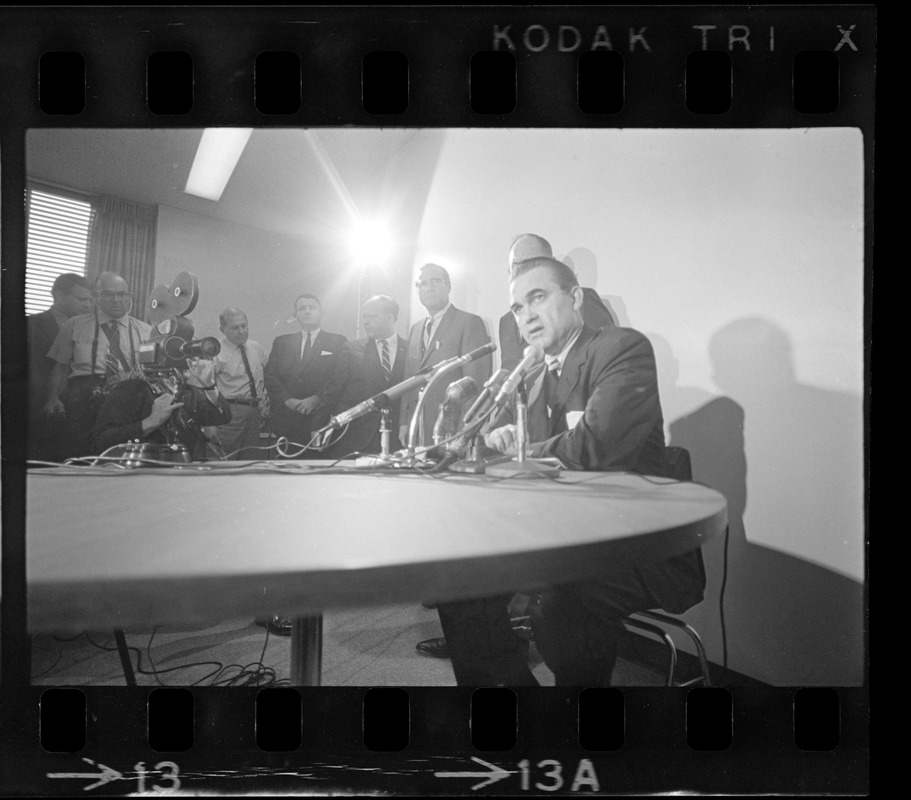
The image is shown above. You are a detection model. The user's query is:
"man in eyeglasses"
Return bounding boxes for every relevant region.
[398,263,492,447]
[44,271,152,458]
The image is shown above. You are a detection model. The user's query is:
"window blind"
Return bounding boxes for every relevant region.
[25,186,93,315]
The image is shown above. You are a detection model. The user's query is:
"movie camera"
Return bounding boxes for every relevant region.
[113,272,230,462]
[139,271,221,372]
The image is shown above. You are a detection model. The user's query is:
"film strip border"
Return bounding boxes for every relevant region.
[3,686,867,794]
[0,6,874,126]
[0,5,873,797]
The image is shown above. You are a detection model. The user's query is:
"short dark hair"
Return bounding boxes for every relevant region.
[294,293,321,310]
[510,256,579,292]
[419,263,450,284]
[365,294,399,320]
[51,273,90,297]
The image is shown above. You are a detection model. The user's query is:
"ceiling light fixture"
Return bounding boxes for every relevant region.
[184,128,253,201]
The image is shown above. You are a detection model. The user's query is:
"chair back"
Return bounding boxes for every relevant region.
[665,445,693,482]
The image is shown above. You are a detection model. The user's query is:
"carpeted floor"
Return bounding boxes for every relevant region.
[29,603,665,687]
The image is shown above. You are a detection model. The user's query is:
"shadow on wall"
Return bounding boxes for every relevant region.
[661,318,864,686]
[562,246,625,327]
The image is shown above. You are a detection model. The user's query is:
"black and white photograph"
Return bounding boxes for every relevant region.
[0,5,872,796]
[20,126,864,690]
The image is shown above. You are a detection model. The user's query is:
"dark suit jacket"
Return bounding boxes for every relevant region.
[28,310,62,410]
[510,325,705,614]
[91,378,164,454]
[498,287,615,372]
[323,335,408,456]
[264,329,348,438]
[400,305,492,445]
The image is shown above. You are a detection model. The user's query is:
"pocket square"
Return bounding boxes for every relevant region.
[320,350,333,356]
[566,410,584,429]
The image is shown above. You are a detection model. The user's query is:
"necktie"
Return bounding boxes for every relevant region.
[102,320,130,374]
[422,317,434,353]
[544,363,566,434]
[543,363,560,411]
[239,344,258,399]
[302,331,312,359]
[380,339,392,380]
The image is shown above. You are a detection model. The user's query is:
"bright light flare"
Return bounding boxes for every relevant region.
[184,128,254,201]
[348,219,393,267]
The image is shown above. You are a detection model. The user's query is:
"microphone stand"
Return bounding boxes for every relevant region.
[354,407,397,467]
[404,361,464,460]
[484,380,560,479]
[447,409,512,474]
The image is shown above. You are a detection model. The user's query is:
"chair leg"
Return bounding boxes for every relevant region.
[634,611,712,687]
[623,617,679,686]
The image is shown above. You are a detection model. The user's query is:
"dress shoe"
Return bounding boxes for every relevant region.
[255,616,293,637]
[416,626,532,660]
[415,637,450,658]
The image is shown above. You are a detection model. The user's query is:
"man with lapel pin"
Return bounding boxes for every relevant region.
[398,263,492,447]
[323,294,408,457]
[264,293,347,457]
[434,256,706,686]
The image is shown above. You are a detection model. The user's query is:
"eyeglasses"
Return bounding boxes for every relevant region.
[415,278,446,290]
[97,291,130,300]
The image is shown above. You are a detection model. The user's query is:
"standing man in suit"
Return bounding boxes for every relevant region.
[27,273,94,462]
[323,295,408,457]
[399,263,492,447]
[45,271,152,458]
[435,256,706,686]
[498,234,615,372]
[263,293,347,457]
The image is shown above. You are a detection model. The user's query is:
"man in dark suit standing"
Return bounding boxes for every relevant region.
[263,293,347,457]
[498,234,615,372]
[435,256,706,686]
[27,273,94,462]
[399,263,492,447]
[323,295,408,458]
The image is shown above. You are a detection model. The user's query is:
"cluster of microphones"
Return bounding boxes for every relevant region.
[316,341,546,471]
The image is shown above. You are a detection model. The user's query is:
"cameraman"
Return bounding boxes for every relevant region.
[91,378,184,454]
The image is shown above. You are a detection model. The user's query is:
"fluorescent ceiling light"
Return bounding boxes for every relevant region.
[184,128,253,201]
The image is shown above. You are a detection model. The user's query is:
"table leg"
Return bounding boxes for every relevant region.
[112,628,137,686]
[289,615,323,686]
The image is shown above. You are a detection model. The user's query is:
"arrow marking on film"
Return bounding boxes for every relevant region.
[434,756,511,790]
[48,757,123,791]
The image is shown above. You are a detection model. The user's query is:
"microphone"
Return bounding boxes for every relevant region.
[492,345,544,407]
[433,341,497,374]
[462,368,509,427]
[321,372,428,430]
[432,376,479,444]
[320,341,495,433]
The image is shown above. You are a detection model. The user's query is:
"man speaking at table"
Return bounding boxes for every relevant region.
[435,256,706,686]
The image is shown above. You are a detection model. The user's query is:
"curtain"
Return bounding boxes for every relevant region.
[86,197,158,322]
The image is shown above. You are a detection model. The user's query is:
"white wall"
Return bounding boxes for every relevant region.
[411,128,865,685]
[154,205,364,349]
